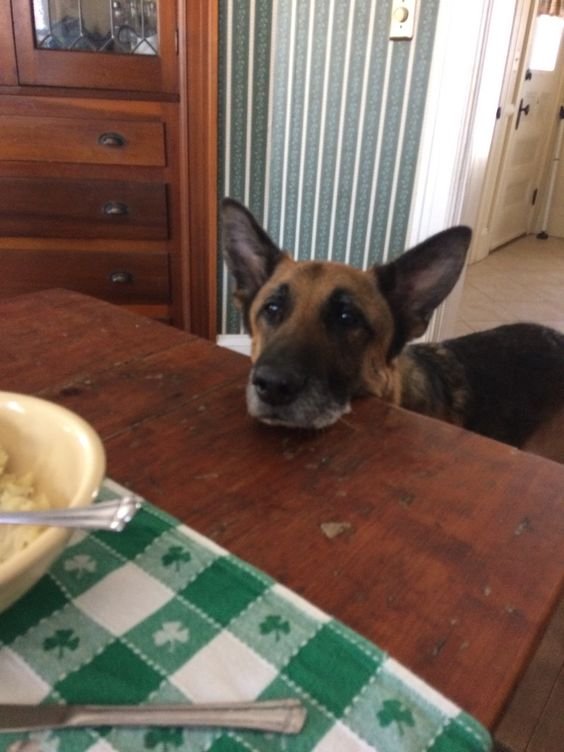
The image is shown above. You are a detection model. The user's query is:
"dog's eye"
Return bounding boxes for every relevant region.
[335,302,362,327]
[262,300,284,325]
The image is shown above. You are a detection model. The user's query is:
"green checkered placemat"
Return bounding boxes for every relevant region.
[0,479,492,752]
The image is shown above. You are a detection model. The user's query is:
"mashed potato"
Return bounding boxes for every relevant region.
[0,446,51,564]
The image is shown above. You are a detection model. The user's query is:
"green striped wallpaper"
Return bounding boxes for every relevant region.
[218,0,440,334]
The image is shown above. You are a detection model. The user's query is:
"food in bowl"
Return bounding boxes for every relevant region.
[0,445,52,564]
[0,392,105,613]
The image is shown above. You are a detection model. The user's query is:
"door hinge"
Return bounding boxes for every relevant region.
[532,188,538,206]
[559,104,564,119]
[175,28,179,54]
[496,105,502,120]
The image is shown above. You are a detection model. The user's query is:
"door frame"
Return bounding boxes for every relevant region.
[414,0,531,342]
[467,0,536,265]
[179,0,219,339]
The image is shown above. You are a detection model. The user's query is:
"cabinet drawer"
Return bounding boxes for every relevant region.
[0,116,165,166]
[0,178,168,240]
[0,250,170,304]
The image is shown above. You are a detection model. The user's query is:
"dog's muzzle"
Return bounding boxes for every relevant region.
[247,362,350,429]
[252,363,306,406]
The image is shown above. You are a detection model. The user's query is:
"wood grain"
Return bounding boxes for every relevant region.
[179,0,219,339]
[0,0,17,86]
[0,177,168,239]
[496,596,564,751]
[0,1,218,336]
[0,116,166,166]
[0,250,170,303]
[3,290,564,733]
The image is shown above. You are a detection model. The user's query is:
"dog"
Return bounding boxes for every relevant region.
[221,198,564,463]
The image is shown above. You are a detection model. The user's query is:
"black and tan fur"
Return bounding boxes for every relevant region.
[221,198,564,463]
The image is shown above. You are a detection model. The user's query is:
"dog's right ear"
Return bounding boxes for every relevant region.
[376,226,472,357]
[221,198,283,315]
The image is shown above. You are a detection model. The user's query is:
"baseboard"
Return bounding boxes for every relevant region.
[216,334,251,356]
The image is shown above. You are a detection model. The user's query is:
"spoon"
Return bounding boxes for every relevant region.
[0,496,141,531]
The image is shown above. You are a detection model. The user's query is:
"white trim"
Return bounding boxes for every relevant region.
[468,0,534,263]
[216,334,252,356]
[407,0,519,341]
[407,2,490,245]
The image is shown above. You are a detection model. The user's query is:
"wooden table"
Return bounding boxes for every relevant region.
[3,289,564,735]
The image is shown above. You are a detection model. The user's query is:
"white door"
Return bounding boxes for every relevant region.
[489,13,562,250]
[489,65,561,249]
[545,107,564,236]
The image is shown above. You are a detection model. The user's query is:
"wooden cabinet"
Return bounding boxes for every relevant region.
[0,0,17,85]
[0,0,218,336]
[0,115,167,165]
[9,0,178,93]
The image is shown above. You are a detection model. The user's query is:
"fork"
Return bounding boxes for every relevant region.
[0,698,307,734]
[0,496,141,531]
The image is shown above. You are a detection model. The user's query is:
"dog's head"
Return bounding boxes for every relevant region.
[221,198,471,428]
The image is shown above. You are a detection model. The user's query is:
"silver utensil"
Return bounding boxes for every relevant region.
[0,699,307,734]
[0,496,141,531]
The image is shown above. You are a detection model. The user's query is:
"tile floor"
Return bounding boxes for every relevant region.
[455,234,564,336]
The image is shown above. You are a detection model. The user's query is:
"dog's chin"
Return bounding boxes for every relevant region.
[246,384,350,429]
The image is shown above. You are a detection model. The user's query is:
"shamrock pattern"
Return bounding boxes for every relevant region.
[63,554,97,578]
[43,629,80,659]
[153,621,190,651]
[0,479,491,752]
[377,699,416,736]
[259,614,291,642]
[161,546,192,571]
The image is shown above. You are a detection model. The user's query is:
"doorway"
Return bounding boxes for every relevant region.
[455,0,564,336]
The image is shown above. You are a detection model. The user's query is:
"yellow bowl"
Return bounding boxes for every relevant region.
[0,392,105,613]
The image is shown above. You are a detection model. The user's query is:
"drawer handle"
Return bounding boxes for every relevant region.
[103,201,129,216]
[98,132,127,148]
[109,270,134,285]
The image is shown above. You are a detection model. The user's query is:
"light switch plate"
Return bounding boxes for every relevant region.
[390,0,416,40]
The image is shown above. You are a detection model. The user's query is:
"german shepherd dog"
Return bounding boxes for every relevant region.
[221,198,564,463]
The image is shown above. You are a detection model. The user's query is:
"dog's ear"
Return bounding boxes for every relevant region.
[376,226,472,356]
[221,198,283,314]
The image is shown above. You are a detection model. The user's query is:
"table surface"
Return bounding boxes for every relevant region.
[3,289,564,732]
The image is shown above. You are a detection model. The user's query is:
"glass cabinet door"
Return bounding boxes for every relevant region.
[12,0,178,93]
[33,0,159,55]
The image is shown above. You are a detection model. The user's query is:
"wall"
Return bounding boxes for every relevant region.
[218,0,440,334]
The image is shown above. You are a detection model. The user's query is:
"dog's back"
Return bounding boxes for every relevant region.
[403,323,564,461]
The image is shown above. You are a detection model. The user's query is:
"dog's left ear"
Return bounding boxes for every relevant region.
[376,226,472,355]
[221,198,283,316]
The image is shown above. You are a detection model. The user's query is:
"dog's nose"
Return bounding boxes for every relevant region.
[252,363,306,406]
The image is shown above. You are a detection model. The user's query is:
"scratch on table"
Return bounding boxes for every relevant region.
[321,521,353,539]
[514,516,533,536]
[431,636,448,657]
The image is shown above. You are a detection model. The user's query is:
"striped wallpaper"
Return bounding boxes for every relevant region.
[218,0,440,334]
